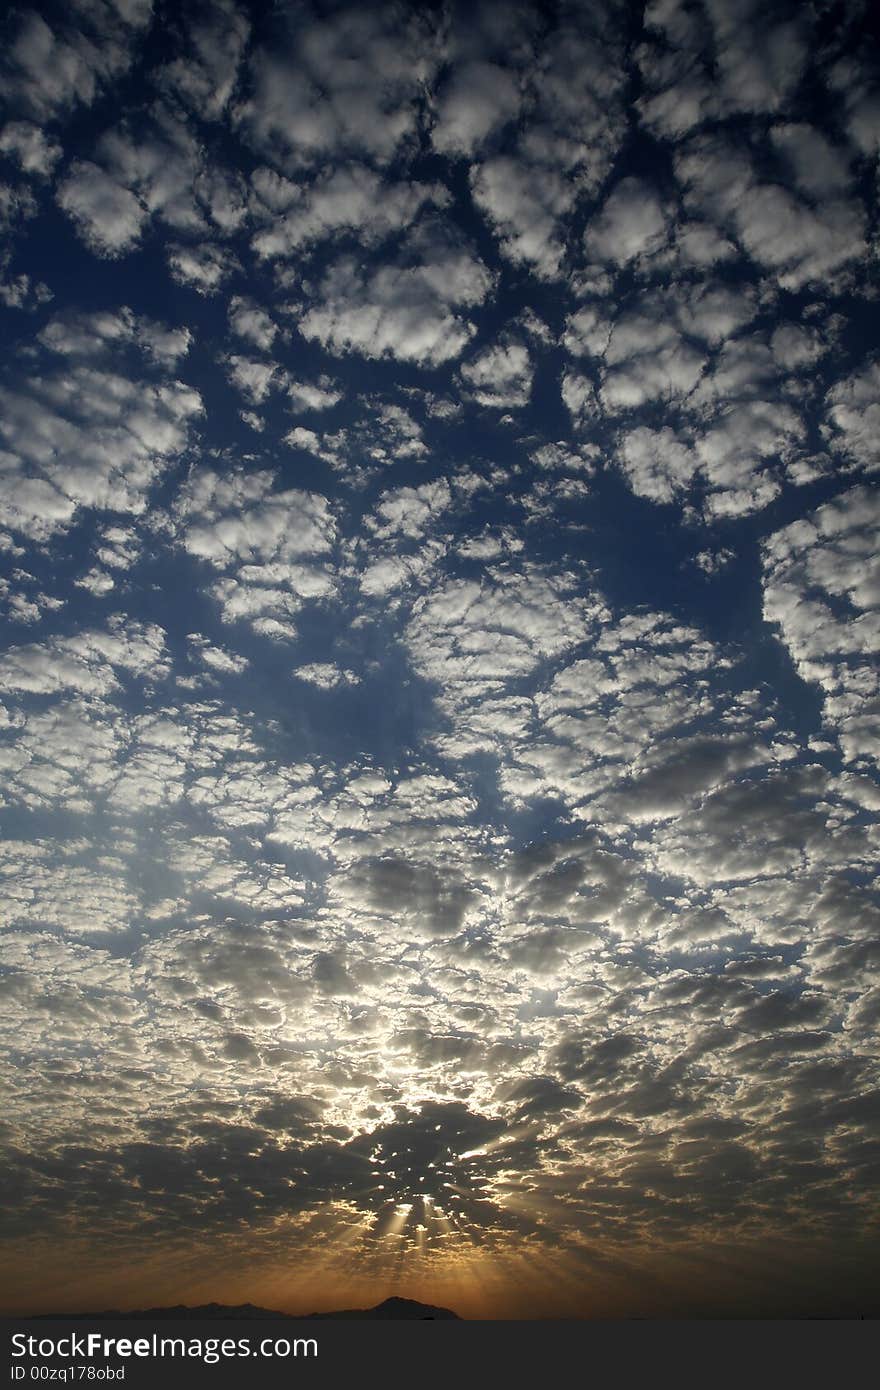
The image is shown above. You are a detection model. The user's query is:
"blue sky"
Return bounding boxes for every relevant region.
[0,0,878,1318]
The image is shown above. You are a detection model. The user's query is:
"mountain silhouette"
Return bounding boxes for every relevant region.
[34,1304,288,1321]
[33,1297,460,1320]
[308,1297,459,1320]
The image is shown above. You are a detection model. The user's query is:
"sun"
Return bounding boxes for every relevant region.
[352,1108,506,1249]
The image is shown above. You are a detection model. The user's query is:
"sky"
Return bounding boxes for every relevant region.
[0,0,878,1321]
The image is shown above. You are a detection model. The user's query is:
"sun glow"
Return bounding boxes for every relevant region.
[352,1108,513,1255]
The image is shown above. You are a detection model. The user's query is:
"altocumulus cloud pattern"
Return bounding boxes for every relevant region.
[0,0,878,1320]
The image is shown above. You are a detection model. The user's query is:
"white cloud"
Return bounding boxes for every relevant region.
[431,61,520,157]
[0,355,202,542]
[96,524,141,570]
[369,404,427,461]
[251,165,447,260]
[460,339,533,408]
[75,567,115,596]
[770,322,828,372]
[58,110,217,260]
[562,303,609,360]
[0,120,62,176]
[297,220,493,367]
[704,0,808,117]
[0,179,37,234]
[174,467,337,638]
[285,400,426,477]
[770,123,854,199]
[694,548,735,575]
[638,0,809,139]
[178,468,336,568]
[284,426,322,454]
[828,54,880,158]
[294,662,359,690]
[637,75,714,141]
[57,160,147,256]
[824,363,880,474]
[733,187,867,291]
[0,263,52,311]
[561,369,600,428]
[187,634,249,676]
[501,606,736,817]
[584,177,670,265]
[530,442,597,474]
[0,574,65,625]
[645,764,861,887]
[38,307,192,366]
[674,283,757,346]
[234,5,432,169]
[358,542,445,600]
[0,852,140,936]
[601,316,705,411]
[676,134,868,291]
[762,485,880,766]
[616,426,700,504]
[0,4,151,120]
[155,0,250,121]
[667,220,738,268]
[405,568,601,743]
[167,241,238,294]
[694,399,803,518]
[0,617,169,697]
[228,296,276,350]
[286,377,343,414]
[471,156,575,280]
[561,277,817,517]
[365,480,453,541]
[224,354,277,404]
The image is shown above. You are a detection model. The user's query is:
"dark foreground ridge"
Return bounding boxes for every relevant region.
[32,1297,460,1321]
[308,1297,459,1320]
